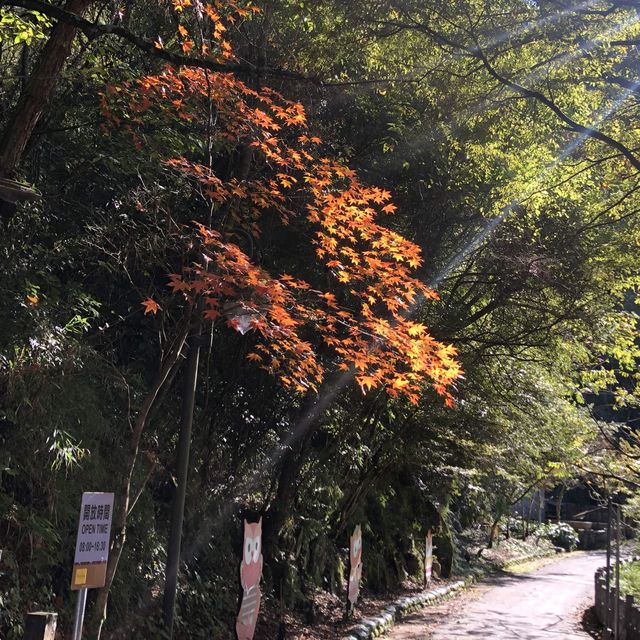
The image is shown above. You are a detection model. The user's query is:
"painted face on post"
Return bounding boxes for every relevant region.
[348,524,363,605]
[350,525,362,567]
[240,519,263,589]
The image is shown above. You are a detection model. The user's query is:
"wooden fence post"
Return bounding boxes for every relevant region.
[596,573,601,619]
[24,612,57,640]
[624,595,634,640]
[604,579,610,625]
[619,593,627,640]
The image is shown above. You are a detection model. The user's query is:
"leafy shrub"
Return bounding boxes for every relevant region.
[501,516,527,538]
[535,522,579,551]
[619,561,640,599]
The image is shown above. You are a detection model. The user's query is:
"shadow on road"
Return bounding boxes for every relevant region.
[398,552,606,640]
[581,606,603,639]
[474,567,544,587]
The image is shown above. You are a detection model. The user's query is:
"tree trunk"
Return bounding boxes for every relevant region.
[90,327,188,639]
[525,494,536,540]
[556,484,566,523]
[487,513,502,549]
[0,0,92,176]
[263,389,327,597]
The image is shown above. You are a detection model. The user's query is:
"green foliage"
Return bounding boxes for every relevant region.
[619,561,640,600]
[1,0,639,636]
[0,9,50,45]
[535,522,580,552]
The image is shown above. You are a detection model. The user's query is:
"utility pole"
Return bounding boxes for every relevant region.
[162,317,202,637]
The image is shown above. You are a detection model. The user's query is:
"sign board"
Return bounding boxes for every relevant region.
[71,492,114,590]
[425,529,433,587]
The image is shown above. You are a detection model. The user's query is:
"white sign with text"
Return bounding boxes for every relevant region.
[71,492,114,590]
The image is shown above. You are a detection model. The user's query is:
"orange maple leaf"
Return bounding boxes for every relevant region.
[357,375,376,391]
[142,298,161,314]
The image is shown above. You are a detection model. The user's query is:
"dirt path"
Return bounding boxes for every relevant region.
[387,551,604,639]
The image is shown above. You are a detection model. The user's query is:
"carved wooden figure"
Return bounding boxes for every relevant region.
[236,518,263,640]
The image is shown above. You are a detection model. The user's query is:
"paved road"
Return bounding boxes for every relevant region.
[388,551,604,639]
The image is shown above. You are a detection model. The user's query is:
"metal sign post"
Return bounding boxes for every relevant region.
[70,492,114,640]
[71,588,88,640]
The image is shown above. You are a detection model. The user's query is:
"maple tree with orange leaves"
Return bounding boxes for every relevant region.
[101,0,461,406]
[4,0,640,636]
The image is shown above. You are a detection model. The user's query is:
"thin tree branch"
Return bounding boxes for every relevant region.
[6,0,320,84]
[379,19,640,172]
[606,74,640,95]
[473,48,640,171]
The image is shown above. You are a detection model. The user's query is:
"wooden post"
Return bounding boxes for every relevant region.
[625,595,634,640]
[619,592,627,640]
[596,573,602,620]
[606,496,612,633]
[616,506,621,639]
[24,612,57,640]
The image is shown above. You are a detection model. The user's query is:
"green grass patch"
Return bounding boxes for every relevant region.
[619,561,640,599]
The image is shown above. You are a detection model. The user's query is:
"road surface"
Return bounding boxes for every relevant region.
[388,551,604,639]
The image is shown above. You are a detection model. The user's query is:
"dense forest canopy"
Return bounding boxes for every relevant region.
[0,0,639,637]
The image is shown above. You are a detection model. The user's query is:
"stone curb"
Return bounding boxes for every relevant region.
[343,548,559,639]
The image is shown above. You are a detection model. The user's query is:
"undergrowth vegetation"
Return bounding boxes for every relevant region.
[1,0,639,637]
